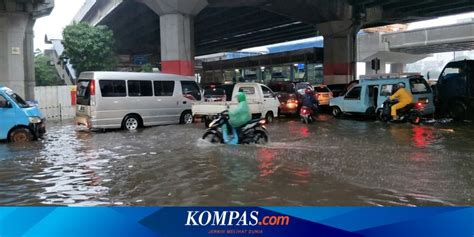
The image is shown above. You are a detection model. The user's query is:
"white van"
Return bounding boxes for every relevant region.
[75,71,201,130]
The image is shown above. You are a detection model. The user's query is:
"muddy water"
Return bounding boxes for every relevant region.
[0,115,473,206]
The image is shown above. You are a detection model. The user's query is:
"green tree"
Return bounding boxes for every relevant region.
[62,22,117,77]
[35,51,59,86]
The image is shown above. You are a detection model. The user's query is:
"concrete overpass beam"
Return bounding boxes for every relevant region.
[0,13,30,98]
[318,20,361,85]
[390,63,405,74]
[141,0,208,76]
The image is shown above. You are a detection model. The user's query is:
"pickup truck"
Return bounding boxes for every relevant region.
[192,83,280,126]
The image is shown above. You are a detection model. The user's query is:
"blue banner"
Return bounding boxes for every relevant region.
[0,207,472,237]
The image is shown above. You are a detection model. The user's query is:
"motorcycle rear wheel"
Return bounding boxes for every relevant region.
[202,131,223,144]
[242,130,268,145]
[408,112,422,125]
[253,130,268,144]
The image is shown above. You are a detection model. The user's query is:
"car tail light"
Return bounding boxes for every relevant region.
[418,98,429,104]
[316,93,321,98]
[287,98,298,104]
[89,80,95,96]
[259,119,266,125]
[90,80,96,106]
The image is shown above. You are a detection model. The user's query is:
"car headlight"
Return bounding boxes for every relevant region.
[29,116,42,124]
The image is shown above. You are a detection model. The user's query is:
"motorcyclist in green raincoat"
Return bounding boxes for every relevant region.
[223,92,251,144]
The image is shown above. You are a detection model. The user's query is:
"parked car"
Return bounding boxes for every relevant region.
[75,71,201,131]
[0,86,46,142]
[330,74,435,118]
[268,81,302,116]
[436,60,474,120]
[313,84,333,106]
[203,85,227,102]
[192,83,279,126]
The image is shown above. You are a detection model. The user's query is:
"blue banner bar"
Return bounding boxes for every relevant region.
[0,207,472,237]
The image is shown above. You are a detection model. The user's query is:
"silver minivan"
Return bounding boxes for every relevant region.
[75,71,201,130]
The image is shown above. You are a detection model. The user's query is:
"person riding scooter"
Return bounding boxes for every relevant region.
[302,87,318,114]
[389,82,414,121]
[223,92,251,143]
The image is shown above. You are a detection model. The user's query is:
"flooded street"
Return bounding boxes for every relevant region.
[1,115,473,206]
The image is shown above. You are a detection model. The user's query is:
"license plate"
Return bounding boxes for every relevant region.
[323,94,329,97]
[78,105,84,112]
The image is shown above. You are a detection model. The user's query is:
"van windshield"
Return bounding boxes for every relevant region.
[4,90,29,108]
[268,83,294,93]
[77,80,91,105]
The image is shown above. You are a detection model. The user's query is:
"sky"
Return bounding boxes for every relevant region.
[34,0,86,51]
[33,1,474,52]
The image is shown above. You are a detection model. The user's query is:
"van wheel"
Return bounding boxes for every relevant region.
[9,128,33,143]
[122,115,140,131]
[449,101,467,121]
[265,112,274,123]
[180,110,194,125]
[365,107,376,118]
[332,106,342,117]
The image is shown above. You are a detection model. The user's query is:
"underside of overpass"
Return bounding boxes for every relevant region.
[93,0,474,56]
[78,0,473,84]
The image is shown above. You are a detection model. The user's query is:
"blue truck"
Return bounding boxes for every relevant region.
[0,85,46,142]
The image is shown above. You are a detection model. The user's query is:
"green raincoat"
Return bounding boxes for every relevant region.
[229,92,251,128]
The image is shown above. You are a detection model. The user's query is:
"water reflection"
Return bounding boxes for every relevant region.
[0,118,473,206]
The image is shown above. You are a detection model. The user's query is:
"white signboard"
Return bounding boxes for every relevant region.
[11,47,20,55]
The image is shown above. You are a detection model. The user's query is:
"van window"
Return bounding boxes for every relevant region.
[410,78,431,94]
[99,80,126,97]
[128,81,153,97]
[154,81,175,96]
[261,86,274,98]
[77,80,91,105]
[239,87,255,94]
[0,95,9,108]
[380,84,395,96]
[345,86,361,99]
[4,89,29,108]
[181,81,201,100]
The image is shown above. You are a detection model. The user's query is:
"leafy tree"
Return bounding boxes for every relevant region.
[35,51,59,86]
[62,22,117,77]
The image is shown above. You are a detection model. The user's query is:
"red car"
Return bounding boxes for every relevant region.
[268,81,302,116]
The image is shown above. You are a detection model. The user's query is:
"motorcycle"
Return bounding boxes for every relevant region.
[377,99,423,125]
[202,111,269,144]
[300,106,314,124]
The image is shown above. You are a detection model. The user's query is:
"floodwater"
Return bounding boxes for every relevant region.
[0,115,473,206]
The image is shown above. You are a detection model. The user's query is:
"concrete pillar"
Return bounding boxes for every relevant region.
[160,13,194,76]
[140,0,208,76]
[24,18,36,100]
[390,63,405,74]
[0,13,29,98]
[317,20,361,85]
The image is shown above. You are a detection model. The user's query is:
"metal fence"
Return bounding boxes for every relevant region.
[34,86,76,120]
